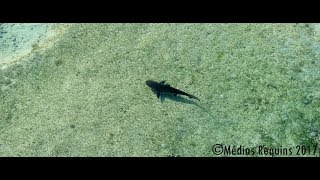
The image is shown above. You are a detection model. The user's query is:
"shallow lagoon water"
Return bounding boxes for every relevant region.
[0,23,67,70]
[0,24,319,156]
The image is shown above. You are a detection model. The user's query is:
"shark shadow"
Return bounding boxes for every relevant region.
[160,93,214,119]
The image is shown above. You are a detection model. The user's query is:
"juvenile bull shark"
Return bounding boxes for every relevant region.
[146,80,200,101]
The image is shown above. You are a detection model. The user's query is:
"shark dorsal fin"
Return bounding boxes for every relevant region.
[160,81,170,87]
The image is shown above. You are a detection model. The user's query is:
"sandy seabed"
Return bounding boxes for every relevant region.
[0,24,319,157]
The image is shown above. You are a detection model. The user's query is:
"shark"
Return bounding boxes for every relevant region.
[146,80,200,101]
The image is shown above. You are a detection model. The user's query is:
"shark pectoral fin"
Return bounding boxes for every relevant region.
[157,93,161,99]
[159,81,166,85]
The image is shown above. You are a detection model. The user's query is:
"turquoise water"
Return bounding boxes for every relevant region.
[0,24,319,156]
[0,23,60,70]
